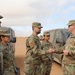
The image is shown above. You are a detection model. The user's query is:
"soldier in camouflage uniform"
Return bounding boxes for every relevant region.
[0,30,15,75]
[41,31,53,75]
[24,22,55,75]
[62,20,75,75]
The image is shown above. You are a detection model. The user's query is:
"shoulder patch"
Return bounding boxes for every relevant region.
[29,42,35,48]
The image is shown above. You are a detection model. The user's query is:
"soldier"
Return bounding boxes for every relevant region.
[24,22,55,75]
[41,31,53,75]
[0,30,15,75]
[62,20,75,75]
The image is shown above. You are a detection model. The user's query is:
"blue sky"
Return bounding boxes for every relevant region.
[0,0,75,37]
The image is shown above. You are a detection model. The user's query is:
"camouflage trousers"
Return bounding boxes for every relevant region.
[3,66,15,75]
[41,61,52,75]
[62,63,75,75]
[24,63,42,75]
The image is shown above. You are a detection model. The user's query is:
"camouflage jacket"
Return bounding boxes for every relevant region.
[25,34,50,64]
[63,34,75,64]
[0,42,14,71]
[41,40,53,61]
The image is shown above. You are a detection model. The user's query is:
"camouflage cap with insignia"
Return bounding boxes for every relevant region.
[0,30,10,36]
[67,20,75,26]
[32,22,43,28]
[43,31,50,36]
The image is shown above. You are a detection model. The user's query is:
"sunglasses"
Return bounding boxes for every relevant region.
[68,25,73,28]
[37,27,41,29]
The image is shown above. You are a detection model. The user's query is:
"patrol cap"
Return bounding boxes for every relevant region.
[43,31,50,36]
[0,30,10,36]
[32,22,43,28]
[67,20,75,26]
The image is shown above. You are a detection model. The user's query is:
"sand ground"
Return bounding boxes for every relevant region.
[15,37,62,75]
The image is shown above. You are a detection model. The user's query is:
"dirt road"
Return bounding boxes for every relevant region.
[15,37,63,75]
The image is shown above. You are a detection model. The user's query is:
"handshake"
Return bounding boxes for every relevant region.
[48,48,69,55]
[48,48,55,54]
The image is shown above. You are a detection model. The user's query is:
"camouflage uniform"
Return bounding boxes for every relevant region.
[62,20,75,75]
[24,22,51,75]
[41,41,53,75]
[0,31,15,75]
[41,31,53,75]
[62,34,75,75]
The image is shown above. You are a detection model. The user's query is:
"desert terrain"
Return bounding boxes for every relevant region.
[15,37,63,75]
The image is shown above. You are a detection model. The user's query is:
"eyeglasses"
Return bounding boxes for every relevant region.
[68,25,73,28]
[37,27,41,29]
[68,24,75,28]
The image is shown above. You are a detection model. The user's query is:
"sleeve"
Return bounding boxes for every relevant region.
[41,41,44,50]
[68,40,75,56]
[68,50,75,56]
[50,43,54,49]
[9,45,14,60]
[29,37,49,56]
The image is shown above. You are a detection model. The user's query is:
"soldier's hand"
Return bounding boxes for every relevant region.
[63,50,69,55]
[48,48,55,54]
